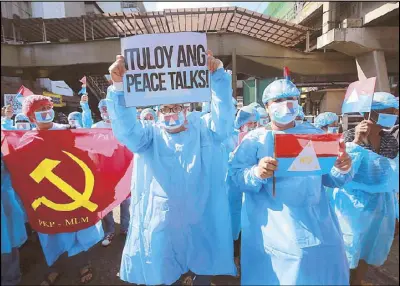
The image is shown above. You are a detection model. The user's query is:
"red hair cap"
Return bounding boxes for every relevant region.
[22,95,53,120]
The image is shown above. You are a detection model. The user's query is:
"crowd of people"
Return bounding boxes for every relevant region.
[1,52,399,286]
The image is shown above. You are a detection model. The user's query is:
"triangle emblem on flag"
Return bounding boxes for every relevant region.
[16,94,25,104]
[169,118,176,126]
[346,88,359,103]
[288,140,321,172]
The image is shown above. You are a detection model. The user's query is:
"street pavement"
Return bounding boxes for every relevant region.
[19,209,399,285]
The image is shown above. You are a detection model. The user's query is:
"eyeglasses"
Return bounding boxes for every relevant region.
[159,105,183,114]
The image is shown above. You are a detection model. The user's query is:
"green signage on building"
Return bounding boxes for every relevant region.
[263,2,295,19]
[242,78,275,106]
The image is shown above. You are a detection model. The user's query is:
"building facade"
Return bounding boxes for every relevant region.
[1,1,145,19]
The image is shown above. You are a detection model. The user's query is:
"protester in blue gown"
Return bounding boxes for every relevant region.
[105,53,236,285]
[140,107,157,123]
[328,92,399,285]
[92,99,112,129]
[227,104,260,276]
[1,154,28,286]
[88,99,131,247]
[67,95,93,128]
[248,102,262,109]
[256,106,269,127]
[314,112,339,133]
[14,113,32,131]
[1,105,16,130]
[229,77,354,285]
[2,112,29,224]
[22,95,103,285]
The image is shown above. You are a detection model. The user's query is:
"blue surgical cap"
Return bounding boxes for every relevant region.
[14,113,29,123]
[262,79,300,104]
[256,106,268,118]
[371,92,399,110]
[314,112,339,128]
[297,106,305,120]
[249,102,262,109]
[235,105,260,129]
[140,108,157,121]
[68,111,83,126]
[98,99,107,109]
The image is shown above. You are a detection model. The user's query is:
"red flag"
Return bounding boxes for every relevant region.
[1,129,133,234]
[16,85,34,97]
[275,134,341,158]
[283,67,290,80]
[79,76,87,85]
[274,134,341,177]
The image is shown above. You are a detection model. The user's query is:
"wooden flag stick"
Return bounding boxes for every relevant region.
[272,133,276,197]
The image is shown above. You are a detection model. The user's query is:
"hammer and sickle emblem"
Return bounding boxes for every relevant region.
[30,151,98,212]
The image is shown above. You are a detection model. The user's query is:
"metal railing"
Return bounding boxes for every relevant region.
[86,76,106,101]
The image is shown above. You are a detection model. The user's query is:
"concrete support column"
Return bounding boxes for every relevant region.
[322,2,337,34]
[232,48,237,99]
[356,50,390,92]
[305,95,312,115]
[21,72,36,92]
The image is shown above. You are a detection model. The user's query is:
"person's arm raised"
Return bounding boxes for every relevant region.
[206,51,235,141]
[105,55,153,153]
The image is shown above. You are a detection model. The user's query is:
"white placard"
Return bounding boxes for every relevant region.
[121,32,211,107]
[4,94,22,114]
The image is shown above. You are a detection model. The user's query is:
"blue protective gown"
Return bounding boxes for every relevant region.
[34,123,104,266]
[106,68,236,285]
[224,130,242,240]
[1,118,16,130]
[229,123,352,285]
[2,121,28,223]
[328,143,399,268]
[78,102,94,128]
[1,155,27,254]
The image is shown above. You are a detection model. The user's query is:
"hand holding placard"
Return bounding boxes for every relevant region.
[207,50,223,73]
[109,55,127,83]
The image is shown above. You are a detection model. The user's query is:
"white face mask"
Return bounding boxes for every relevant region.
[101,113,110,121]
[159,112,185,130]
[69,120,82,128]
[259,117,270,126]
[327,127,339,133]
[15,122,31,130]
[376,113,398,128]
[268,100,299,125]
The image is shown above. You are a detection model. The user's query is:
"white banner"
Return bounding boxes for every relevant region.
[121,32,211,107]
[4,94,22,115]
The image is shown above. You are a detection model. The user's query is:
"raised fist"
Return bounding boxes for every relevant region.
[109,55,127,83]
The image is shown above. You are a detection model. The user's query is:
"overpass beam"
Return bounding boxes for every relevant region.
[322,2,337,34]
[356,50,390,92]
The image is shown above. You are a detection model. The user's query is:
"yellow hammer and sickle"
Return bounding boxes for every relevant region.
[30,151,98,212]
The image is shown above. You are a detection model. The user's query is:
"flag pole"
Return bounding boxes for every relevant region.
[367,77,376,122]
[272,133,276,197]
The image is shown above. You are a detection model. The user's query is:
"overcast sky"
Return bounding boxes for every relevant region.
[143,2,269,13]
